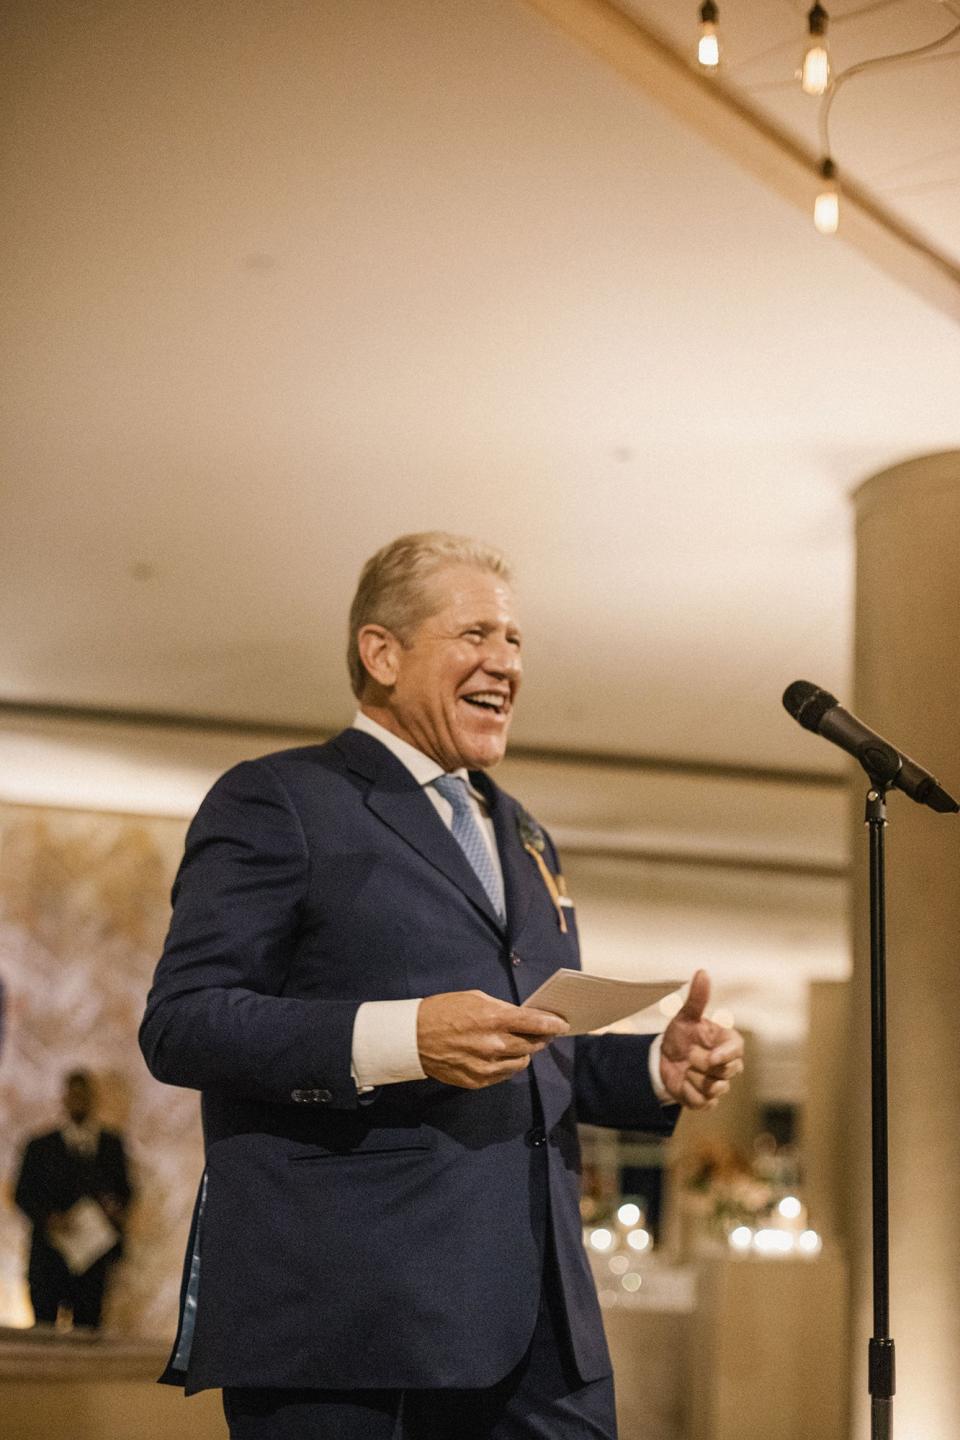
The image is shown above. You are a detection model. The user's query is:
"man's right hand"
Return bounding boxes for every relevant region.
[417,990,569,1089]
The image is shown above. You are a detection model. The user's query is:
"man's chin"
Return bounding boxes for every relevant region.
[455,728,510,770]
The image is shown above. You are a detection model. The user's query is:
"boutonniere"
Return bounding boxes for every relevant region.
[516,807,572,934]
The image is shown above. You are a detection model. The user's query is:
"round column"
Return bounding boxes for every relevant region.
[847,452,960,1438]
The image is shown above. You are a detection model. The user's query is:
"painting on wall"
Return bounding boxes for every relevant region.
[0,801,201,1339]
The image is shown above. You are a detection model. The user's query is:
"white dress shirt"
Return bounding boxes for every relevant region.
[61,1121,100,1157]
[347,711,668,1102]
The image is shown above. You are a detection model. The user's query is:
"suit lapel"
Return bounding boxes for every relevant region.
[472,773,535,943]
[332,730,505,933]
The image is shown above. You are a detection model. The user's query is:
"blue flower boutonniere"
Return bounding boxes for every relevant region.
[516,807,571,934]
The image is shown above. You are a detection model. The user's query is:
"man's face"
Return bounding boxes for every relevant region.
[377,565,522,771]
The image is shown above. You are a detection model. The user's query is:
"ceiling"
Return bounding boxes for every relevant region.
[621,0,960,268]
[3,0,960,775]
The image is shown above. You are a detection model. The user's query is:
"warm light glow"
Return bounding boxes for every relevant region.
[801,42,830,95]
[621,1272,643,1292]
[798,1229,823,1256]
[589,1227,614,1252]
[778,1196,802,1220]
[729,1225,753,1252]
[698,0,720,68]
[698,26,720,67]
[626,1228,652,1253]
[617,1202,641,1227]
[802,4,831,95]
[609,1254,629,1274]
[814,187,839,235]
[754,1228,795,1256]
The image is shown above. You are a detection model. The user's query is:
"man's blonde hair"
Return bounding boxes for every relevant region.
[347,531,513,698]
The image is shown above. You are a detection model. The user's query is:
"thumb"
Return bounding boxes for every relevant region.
[679,969,710,1022]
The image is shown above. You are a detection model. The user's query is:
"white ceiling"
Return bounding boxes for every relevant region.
[623,0,960,267]
[3,0,960,773]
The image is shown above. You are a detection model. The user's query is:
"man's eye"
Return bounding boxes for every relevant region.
[463,628,484,641]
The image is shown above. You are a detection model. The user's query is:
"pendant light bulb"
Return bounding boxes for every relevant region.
[698,1,720,68]
[802,4,831,95]
[814,158,839,235]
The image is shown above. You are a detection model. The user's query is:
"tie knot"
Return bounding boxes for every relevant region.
[432,773,471,812]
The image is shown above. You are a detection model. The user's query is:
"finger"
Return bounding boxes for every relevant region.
[671,1043,715,1074]
[708,1038,744,1067]
[682,1067,729,1099]
[455,1054,533,1088]
[677,969,710,1023]
[681,1077,714,1110]
[694,1019,725,1048]
[509,1006,570,1037]
[513,1030,563,1048]
[494,1035,551,1059]
[481,1055,533,1084]
[704,1057,744,1082]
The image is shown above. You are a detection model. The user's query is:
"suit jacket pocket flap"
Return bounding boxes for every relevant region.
[288,1125,434,1161]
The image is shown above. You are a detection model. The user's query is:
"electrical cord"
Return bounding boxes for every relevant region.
[819,16,960,156]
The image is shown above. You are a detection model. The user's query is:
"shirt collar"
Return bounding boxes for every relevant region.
[350,710,471,791]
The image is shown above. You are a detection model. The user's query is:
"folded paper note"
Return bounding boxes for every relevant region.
[524,969,684,1036]
[49,1197,119,1275]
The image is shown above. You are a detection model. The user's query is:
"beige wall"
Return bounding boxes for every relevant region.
[0,802,200,1338]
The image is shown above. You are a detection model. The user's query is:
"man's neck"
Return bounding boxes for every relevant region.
[356,704,419,751]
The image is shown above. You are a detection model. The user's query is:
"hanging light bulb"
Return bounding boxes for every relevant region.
[698,1,720,68]
[802,4,831,95]
[814,158,839,234]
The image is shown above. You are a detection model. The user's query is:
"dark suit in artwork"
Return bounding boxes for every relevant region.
[139,729,678,1402]
[14,1126,132,1328]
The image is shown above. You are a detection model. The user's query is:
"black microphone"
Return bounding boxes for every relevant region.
[782,680,960,814]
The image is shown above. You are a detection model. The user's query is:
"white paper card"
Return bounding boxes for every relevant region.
[524,969,684,1035]
[49,1198,119,1275]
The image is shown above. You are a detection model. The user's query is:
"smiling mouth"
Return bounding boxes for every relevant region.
[460,691,510,715]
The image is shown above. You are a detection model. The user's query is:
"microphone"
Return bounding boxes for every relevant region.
[782,680,960,814]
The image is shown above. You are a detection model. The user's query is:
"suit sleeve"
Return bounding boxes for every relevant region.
[13,1138,49,1225]
[139,759,361,1109]
[573,1034,679,1134]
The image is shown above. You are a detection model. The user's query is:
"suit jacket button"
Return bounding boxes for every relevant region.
[291,1089,307,1103]
[526,1126,546,1148]
[316,1089,332,1104]
[510,951,522,966]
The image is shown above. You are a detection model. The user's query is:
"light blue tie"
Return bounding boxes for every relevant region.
[432,774,505,920]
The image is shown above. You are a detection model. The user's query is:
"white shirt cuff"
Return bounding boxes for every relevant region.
[648,1033,671,1103]
[351,998,426,1090]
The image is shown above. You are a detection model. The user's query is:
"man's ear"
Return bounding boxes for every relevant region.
[357,624,401,689]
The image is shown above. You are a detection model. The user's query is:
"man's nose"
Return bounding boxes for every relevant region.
[482,637,521,680]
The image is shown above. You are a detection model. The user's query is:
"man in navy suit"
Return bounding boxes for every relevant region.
[14,1069,133,1330]
[140,532,743,1439]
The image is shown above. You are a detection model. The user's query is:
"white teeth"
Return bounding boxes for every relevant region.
[463,692,506,710]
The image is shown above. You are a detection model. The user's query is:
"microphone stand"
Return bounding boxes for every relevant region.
[864,782,895,1440]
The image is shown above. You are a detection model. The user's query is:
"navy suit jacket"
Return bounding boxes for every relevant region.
[139,728,677,1394]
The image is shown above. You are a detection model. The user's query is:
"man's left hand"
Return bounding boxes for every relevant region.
[659,969,744,1110]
